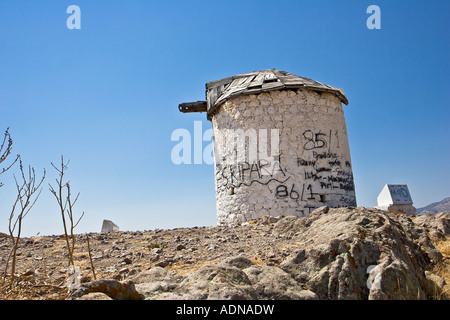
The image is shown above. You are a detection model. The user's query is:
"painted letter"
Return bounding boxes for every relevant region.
[67,5,81,30]
[366,5,381,30]
[234,128,258,164]
[203,128,214,165]
[258,129,280,176]
[171,129,191,165]
[193,121,203,164]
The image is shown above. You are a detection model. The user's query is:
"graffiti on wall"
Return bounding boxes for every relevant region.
[215,127,356,216]
[215,160,290,190]
[277,129,356,214]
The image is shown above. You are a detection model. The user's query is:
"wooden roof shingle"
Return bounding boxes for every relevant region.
[179,69,348,119]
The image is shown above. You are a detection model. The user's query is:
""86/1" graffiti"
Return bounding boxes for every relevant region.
[276,183,318,201]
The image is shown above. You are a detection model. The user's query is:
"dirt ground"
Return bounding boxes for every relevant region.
[0,220,300,300]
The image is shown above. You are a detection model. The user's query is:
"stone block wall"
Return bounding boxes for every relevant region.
[211,89,356,225]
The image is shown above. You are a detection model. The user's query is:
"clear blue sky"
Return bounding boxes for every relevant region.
[0,0,449,236]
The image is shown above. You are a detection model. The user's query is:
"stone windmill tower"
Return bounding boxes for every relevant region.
[179,69,356,225]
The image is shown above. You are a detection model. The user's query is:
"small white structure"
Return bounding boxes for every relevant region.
[376,184,416,216]
[101,219,119,233]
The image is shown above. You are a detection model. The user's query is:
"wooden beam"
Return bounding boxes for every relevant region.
[178,101,207,113]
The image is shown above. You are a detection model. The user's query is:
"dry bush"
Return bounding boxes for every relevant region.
[49,156,96,281]
[3,159,45,279]
[49,156,84,267]
[431,237,450,299]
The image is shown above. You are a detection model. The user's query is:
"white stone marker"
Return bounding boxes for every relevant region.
[376,184,416,216]
[101,219,119,233]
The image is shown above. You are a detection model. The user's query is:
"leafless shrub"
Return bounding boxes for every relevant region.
[3,158,46,279]
[0,127,19,188]
[49,156,85,267]
[86,234,96,280]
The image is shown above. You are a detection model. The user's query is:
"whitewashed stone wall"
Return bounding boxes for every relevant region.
[211,89,356,225]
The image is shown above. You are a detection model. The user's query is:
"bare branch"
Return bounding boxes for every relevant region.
[0,127,20,187]
[73,211,85,229]
[4,158,45,279]
[86,234,96,280]
[49,155,85,267]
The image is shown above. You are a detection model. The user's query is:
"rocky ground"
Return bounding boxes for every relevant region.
[0,207,448,300]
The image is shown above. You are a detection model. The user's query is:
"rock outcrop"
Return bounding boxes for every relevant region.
[412,212,449,242]
[67,207,447,300]
[68,279,144,300]
[274,207,442,300]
